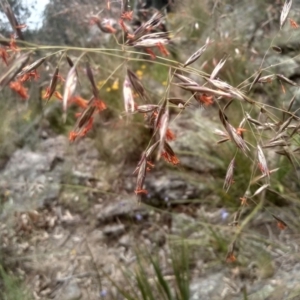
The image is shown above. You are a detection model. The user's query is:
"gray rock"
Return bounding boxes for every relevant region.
[118,234,131,247]
[0,147,63,214]
[103,224,125,237]
[264,55,299,79]
[97,197,148,223]
[144,172,210,205]
[171,213,196,235]
[0,135,106,218]
[56,280,82,300]
[190,272,226,300]
[170,110,225,173]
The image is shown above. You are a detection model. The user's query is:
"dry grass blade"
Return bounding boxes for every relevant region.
[63,66,77,122]
[45,67,59,103]
[250,168,279,184]
[278,116,293,133]
[249,70,262,91]
[162,142,179,165]
[183,42,208,67]
[173,73,199,86]
[263,140,290,148]
[251,184,269,198]
[75,104,96,132]
[218,109,228,128]
[135,158,147,202]
[286,96,296,116]
[272,46,282,53]
[217,137,230,144]
[290,123,300,137]
[133,142,158,176]
[214,128,228,137]
[123,76,135,113]
[229,209,241,227]
[280,0,293,29]
[179,85,232,98]
[168,98,189,106]
[275,149,299,179]
[246,113,263,126]
[269,132,289,142]
[155,97,167,130]
[145,140,159,158]
[127,68,148,102]
[276,74,298,86]
[136,104,158,113]
[0,52,30,87]
[132,154,145,176]
[258,74,276,83]
[238,117,246,129]
[132,32,169,48]
[17,57,45,78]
[224,158,235,192]
[206,78,249,101]
[66,55,81,86]
[223,99,233,112]
[226,240,237,263]
[272,214,288,230]
[210,57,227,80]
[69,101,96,142]
[132,12,164,40]
[257,145,269,178]
[229,124,249,152]
[86,61,99,100]
[0,1,24,40]
[66,55,74,68]
[226,122,249,154]
[158,108,169,159]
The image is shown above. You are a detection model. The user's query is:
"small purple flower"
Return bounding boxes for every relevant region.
[100,289,107,297]
[221,208,229,220]
[135,213,143,221]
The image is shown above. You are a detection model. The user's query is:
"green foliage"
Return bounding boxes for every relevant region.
[0,265,29,300]
[108,241,191,300]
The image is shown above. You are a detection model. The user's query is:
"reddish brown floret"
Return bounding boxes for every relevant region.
[226,253,236,263]
[119,19,129,33]
[289,18,299,29]
[69,131,78,142]
[161,151,179,165]
[9,35,19,52]
[240,197,248,206]
[0,47,9,65]
[69,117,94,142]
[195,93,214,106]
[15,24,27,29]
[54,91,63,100]
[19,70,39,82]
[71,96,89,109]
[134,189,148,195]
[156,43,169,56]
[166,128,176,141]
[9,80,29,99]
[145,48,156,60]
[121,11,133,21]
[94,99,107,111]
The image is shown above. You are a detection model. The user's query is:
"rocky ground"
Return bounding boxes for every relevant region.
[0,108,300,300]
